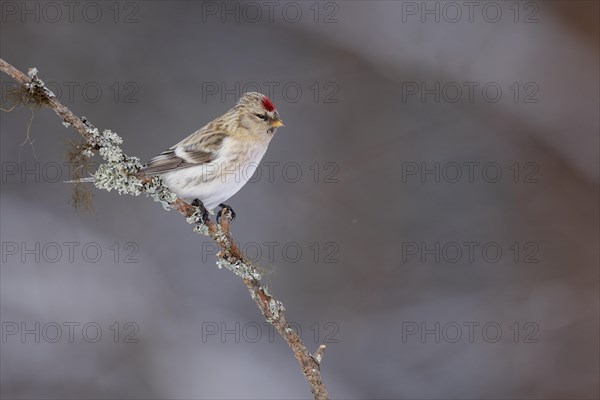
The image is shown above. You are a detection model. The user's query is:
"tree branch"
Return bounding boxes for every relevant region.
[0,58,329,400]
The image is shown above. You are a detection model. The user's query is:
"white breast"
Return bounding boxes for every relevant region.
[160,138,269,209]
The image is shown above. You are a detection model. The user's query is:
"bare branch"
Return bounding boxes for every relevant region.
[313,344,327,365]
[0,58,329,400]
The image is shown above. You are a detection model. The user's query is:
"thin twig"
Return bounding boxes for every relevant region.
[0,58,329,400]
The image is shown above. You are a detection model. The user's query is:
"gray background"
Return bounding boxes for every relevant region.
[1,1,598,399]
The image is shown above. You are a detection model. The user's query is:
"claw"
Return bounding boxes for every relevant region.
[217,203,236,224]
[191,198,210,223]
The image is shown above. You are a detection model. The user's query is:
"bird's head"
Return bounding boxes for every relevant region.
[235,92,284,135]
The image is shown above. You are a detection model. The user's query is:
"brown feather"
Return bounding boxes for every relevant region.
[141,128,226,175]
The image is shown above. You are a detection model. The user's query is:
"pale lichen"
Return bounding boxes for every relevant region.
[258,286,284,323]
[27,68,38,79]
[144,176,178,211]
[87,128,123,159]
[216,257,262,281]
[213,225,229,246]
[268,298,284,323]
[82,149,94,158]
[25,67,55,101]
[4,67,54,108]
[185,206,209,235]
[68,121,180,209]
[93,161,143,195]
[261,285,272,297]
[85,128,144,196]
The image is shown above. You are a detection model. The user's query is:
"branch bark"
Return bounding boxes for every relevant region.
[0,58,329,400]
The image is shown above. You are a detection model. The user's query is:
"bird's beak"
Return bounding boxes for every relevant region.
[270,119,284,128]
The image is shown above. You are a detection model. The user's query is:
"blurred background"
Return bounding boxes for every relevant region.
[1,1,598,399]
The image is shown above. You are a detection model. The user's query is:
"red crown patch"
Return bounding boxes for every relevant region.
[261,96,275,112]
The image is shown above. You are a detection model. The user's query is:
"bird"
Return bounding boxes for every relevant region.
[140,92,284,223]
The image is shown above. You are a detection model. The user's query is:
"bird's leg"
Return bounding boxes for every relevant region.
[191,198,210,223]
[217,203,236,224]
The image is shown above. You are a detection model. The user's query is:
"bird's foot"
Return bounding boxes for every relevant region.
[191,198,210,223]
[217,203,236,224]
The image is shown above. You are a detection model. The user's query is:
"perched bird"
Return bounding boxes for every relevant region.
[140,92,284,222]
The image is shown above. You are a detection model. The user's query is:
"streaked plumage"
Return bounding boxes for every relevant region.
[140,92,283,209]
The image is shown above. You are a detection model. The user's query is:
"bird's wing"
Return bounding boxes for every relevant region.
[140,128,227,175]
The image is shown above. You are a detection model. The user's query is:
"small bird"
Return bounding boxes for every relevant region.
[140,92,284,222]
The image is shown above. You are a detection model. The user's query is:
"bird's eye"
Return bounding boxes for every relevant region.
[255,114,268,121]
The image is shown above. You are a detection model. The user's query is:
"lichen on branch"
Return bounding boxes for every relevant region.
[0,58,330,400]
